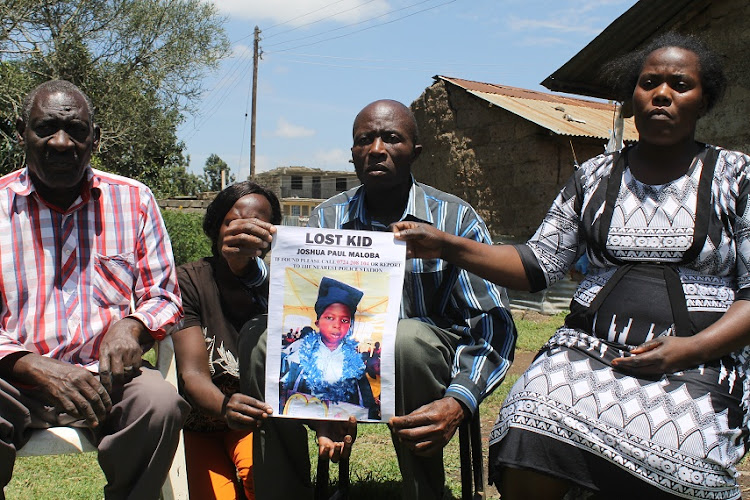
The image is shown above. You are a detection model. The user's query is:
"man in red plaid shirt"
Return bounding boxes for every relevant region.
[0,80,188,499]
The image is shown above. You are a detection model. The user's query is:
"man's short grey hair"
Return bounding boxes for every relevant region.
[21,80,95,124]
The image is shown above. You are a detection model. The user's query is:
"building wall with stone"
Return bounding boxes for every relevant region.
[158,192,217,213]
[410,80,608,239]
[255,167,359,201]
[675,0,750,153]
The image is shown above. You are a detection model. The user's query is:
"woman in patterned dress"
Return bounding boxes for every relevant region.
[172,181,281,500]
[394,33,750,499]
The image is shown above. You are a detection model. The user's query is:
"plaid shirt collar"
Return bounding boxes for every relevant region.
[9,166,101,213]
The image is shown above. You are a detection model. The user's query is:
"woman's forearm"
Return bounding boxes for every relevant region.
[441,233,532,291]
[393,221,533,291]
[691,299,750,362]
[180,370,228,418]
[173,326,228,418]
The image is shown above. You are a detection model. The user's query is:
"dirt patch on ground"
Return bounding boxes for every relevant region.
[509,309,552,323]
[506,350,536,377]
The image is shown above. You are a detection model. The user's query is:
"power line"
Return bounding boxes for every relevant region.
[277,58,533,74]
[181,55,254,142]
[265,0,457,53]
[263,0,380,41]
[181,46,254,135]
[263,0,357,32]
[263,0,438,49]
[183,0,461,162]
[231,0,366,44]
[277,51,537,68]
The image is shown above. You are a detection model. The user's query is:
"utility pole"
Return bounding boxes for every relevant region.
[250,26,260,180]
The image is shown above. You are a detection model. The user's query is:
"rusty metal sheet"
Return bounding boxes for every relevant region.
[468,89,638,141]
[437,76,637,141]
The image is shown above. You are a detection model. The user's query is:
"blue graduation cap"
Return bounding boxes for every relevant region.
[314,277,364,319]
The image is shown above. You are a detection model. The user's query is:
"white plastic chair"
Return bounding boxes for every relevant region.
[16,336,189,500]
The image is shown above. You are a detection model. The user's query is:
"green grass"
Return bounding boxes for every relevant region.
[309,373,522,499]
[7,453,104,500]
[513,311,566,352]
[6,312,561,499]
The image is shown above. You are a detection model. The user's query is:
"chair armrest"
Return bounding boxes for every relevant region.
[16,427,96,457]
[155,336,178,389]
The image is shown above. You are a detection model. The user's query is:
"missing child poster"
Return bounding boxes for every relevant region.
[265,226,406,422]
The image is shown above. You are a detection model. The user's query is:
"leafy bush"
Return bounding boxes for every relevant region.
[162,209,211,266]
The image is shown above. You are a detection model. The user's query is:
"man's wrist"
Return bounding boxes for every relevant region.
[453,397,471,420]
[118,316,151,344]
[444,382,479,416]
[0,351,35,381]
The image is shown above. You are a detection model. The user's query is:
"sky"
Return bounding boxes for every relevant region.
[178,0,639,180]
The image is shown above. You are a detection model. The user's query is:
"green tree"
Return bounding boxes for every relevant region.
[0,0,229,196]
[162,210,211,265]
[139,162,206,198]
[0,62,31,174]
[203,153,234,191]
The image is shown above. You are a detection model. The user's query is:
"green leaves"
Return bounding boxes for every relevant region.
[161,209,210,266]
[203,153,234,192]
[0,0,230,195]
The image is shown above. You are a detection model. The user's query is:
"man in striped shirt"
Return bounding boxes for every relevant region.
[0,80,188,499]
[242,100,517,499]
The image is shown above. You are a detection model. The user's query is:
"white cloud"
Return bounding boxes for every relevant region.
[231,43,253,59]
[210,0,391,26]
[516,36,570,48]
[313,148,352,169]
[576,0,630,14]
[248,155,273,175]
[507,15,601,36]
[505,0,633,38]
[274,118,315,138]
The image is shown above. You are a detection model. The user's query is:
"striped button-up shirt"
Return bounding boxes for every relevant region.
[308,179,517,414]
[0,167,181,371]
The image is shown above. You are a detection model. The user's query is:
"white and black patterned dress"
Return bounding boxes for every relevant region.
[489,144,750,499]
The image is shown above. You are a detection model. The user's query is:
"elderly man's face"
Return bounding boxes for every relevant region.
[18,89,99,199]
[351,101,421,194]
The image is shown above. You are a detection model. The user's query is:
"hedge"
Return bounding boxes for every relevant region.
[161,209,211,266]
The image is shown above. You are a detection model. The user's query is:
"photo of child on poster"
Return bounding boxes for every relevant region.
[279,276,378,420]
[265,226,405,422]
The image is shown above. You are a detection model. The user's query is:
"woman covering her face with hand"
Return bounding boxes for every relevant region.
[394,33,750,500]
[172,181,280,500]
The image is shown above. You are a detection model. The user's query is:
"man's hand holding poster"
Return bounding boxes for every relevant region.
[265,226,405,422]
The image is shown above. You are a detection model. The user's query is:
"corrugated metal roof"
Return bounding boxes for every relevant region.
[541,0,711,99]
[439,76,639,141]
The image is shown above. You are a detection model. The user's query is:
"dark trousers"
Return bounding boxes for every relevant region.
[239,316,460,500]
[0,365,189,500]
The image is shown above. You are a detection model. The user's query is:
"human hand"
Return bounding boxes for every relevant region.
[391,221,449,260]
[223,393,273,430]
[313,416,357,463]
[221,218,276,276]
[611,336,701,375]
[99,317,147,393]
[13,354,112,428]
[389,397,466,457]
